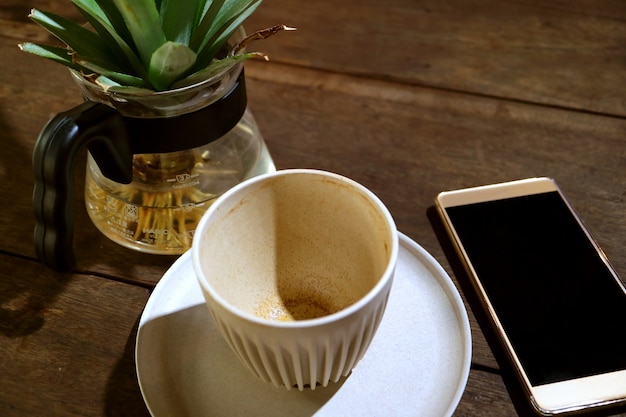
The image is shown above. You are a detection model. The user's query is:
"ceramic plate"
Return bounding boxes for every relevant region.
[136,232,472,417]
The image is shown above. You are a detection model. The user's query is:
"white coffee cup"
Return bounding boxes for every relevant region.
[192,169,398,390]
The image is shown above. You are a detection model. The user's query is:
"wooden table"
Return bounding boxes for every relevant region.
[1,1,625,415]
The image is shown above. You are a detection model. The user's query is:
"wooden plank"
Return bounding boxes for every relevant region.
[455,369,517,416]
[5,0,625,116]
[245,0,626,116]
[243,59,626,282]
[0,2,624,415]
[243,60,626,370]
[0,0,84,42]
[0,252,544,417]
[3,39,625,369]
[5,39,623,283]
[1,251,623,416]
[0,253,151,417]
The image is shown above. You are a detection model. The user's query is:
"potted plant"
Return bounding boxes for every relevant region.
[19,0,293,271]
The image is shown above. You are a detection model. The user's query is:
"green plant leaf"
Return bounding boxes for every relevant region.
[76,59,147,87]
[19,41,144,88]
[28,9,114,61]
[148,41,197,90]
[18,42,87,71]
[21,0,283,90]
[72,0,134,49]
[70,0,146,78]
[193,0,262,71]
[91,74,156,94]
[172,51,262,88]
[159,0,200,44]
[110,0,167,67]
[189,0,226,51]
[194,0,212,29]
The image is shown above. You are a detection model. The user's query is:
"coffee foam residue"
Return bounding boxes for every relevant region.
[254,295,343,322]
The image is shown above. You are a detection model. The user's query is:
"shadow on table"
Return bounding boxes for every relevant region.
[0,103,77,340]
[0,257,71,337]
[427,206,626,417]
[105,318,151,417]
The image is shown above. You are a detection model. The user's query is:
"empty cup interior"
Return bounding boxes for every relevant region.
[197,172,393,321]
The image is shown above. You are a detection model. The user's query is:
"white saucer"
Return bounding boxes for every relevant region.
[136,232,472,417]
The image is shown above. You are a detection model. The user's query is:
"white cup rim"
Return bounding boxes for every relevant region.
[192,168,399,328]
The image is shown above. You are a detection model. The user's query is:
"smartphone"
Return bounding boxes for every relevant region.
[435,177,626,415]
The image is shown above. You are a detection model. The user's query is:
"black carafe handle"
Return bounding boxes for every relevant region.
[32,101,133,272]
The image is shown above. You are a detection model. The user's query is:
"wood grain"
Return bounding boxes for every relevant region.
[3,32,626,370]
[0,254,151,417]
[242,60,626,279]
[245,0,626,116]
[1,0,626,415]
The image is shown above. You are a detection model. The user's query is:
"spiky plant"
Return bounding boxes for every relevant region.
[19,0,291,92]
[23,0,293,256]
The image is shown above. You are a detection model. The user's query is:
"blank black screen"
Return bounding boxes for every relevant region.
[446,191,626,386]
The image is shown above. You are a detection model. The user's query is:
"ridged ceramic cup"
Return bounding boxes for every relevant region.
[192,169,398,390]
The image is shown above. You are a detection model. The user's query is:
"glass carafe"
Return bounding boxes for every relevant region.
[33,55,274,271]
